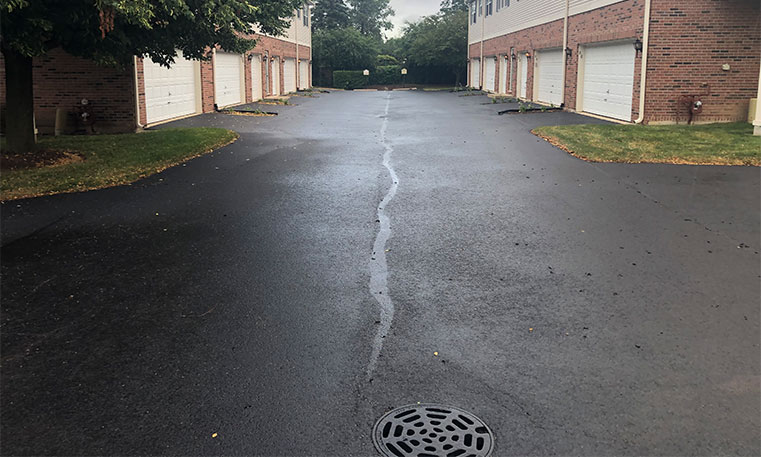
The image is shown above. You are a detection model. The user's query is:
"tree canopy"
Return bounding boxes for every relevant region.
[1,0,302,66]
[348,0,393,40]
[381,3,468,85]
[0,0,301,153]
[312,0,352,32]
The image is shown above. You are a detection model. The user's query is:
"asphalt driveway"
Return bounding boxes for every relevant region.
[1,91,759,456]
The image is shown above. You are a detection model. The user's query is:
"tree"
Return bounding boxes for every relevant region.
[312,27,378,84]
[1,0,300,154]
[347,0,393,39]
[312,0,351,31]
[390,7,468,85]
[439,0,469,14]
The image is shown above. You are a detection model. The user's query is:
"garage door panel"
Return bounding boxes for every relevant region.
[582,42,635,121]
[484,58,496,92]
[470,60,480,89]
[299,61,309,90]
[215,52,243,107]
[251,55,263,101]
[537,49,563,106]
[284,59,297,93]
[144,54,198,124]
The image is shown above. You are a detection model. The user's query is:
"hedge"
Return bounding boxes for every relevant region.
[370,65,402,85]
[333,70,369,90]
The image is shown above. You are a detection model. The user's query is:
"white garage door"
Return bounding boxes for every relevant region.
[144,53,198,124]
[536,49,563,106]
[499,56,508,94]
[271,58,280,95]
[251,54,263,102]
[214,52,242,107]
[484,58,496,92]
[518,54,528,98]
[470,59,480,89]
[283,58,297,93]
[582,41,636,121]
[299,60,309,90]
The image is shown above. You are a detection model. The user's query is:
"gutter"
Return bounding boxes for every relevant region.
[634,0,652,124]
[133,56,144,129]
[561,0,569,104]
[480,3,485,88]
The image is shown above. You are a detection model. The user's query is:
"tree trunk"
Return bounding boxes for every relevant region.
[3,48,36,154]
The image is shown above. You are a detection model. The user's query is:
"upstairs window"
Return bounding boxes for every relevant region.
[486,0,493,16]
[471,1,477,24]
[303,5,309,26]
[479,0,483,16]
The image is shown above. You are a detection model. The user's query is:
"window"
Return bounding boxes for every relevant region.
[486,0,493,16]
[471,1,477,24]
[479,0,483,16]
[303,5,309,26]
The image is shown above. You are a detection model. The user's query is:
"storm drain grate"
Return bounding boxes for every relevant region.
[372,404,494,457]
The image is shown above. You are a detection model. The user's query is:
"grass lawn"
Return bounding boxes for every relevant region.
[533,122,761,166]
[1,128,238,201]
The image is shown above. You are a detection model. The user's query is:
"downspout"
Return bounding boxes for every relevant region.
[480,2,484,88]
[561,0,569,105]
[133,56,143,129]
[634,0,652,124]
[295,10,299,90]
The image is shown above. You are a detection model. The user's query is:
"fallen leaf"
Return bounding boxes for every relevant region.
[433,351,438,356]
[212,433,218,438]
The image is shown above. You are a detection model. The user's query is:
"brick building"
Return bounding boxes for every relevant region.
[467,0,761,127]
[0,6,312,134]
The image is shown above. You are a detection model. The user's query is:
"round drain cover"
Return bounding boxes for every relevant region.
[372,404,494,457]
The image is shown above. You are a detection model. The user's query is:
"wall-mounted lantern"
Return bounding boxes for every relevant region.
[634,38,643,53]
[525,51,532,58]
[510,51,516,60]
[565,47,572,58]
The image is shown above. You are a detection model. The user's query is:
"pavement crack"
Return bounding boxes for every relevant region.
[366,93,398,382]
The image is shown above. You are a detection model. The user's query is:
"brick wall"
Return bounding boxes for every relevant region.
[469,0,760,123]
[243,34,312,97]
[470,0,644,120]
[0,48,137,134]
[646,0,761,123]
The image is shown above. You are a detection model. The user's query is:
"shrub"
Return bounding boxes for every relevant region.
[370,65,402,85]
[333,70,369,89]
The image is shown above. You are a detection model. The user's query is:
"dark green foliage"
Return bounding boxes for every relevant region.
[313,0,351,31]
[333,70,369,89]
[384,8,468,86]
[369,65,401,85]
[348,0,393,39]
[376,54,399,66]
[312,27,378,85]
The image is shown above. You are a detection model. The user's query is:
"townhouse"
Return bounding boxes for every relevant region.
[0,5,312,134]
[467,0,761,127]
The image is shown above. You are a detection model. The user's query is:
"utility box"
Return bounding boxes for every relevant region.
[749,98,757,123]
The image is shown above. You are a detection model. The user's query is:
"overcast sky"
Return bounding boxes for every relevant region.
[387,0,442,38]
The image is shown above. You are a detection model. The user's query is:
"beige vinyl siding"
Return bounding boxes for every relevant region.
[468,0,626,44]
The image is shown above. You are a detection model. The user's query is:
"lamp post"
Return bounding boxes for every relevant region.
[401,68,408,88]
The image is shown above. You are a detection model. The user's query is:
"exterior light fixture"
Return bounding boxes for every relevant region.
[363,69,370,76]
[525,51,532,58]
[565,47,572,58]
[401,68,408,75]
[634,38,643,52]
[510,52,516,59]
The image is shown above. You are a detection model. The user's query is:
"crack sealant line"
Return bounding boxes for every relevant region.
[366,94,398,381]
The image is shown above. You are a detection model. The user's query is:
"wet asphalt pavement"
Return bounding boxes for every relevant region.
[1,91,759,456]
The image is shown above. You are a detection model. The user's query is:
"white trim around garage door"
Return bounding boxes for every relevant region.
[577,40,636,122]
[143,52,202,125]
[214,51,245,108]
[535,48,564,106]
